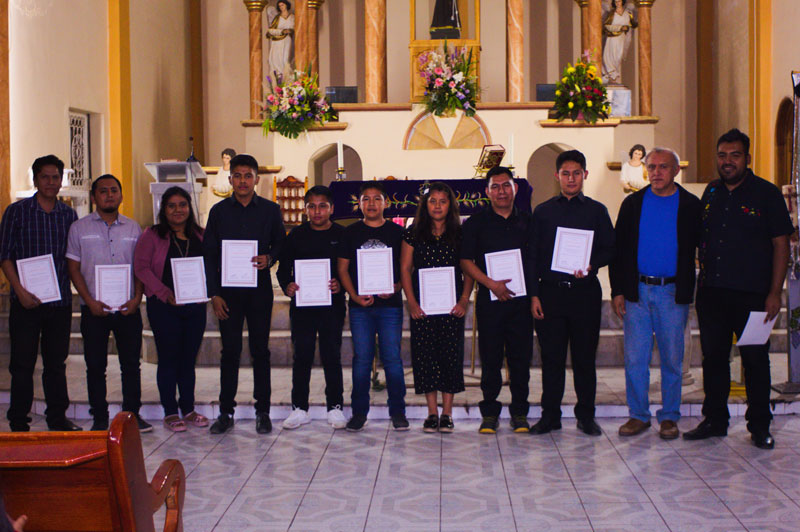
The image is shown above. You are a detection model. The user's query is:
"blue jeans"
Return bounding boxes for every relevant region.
[349,305,406,417]
[623,282,688,423]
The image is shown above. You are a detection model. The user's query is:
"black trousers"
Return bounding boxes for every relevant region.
[218,289,273,415]
[80,307,143,420]
[147,298,207,417]
[7,301,72,427]
[535,278,602,422]
[289,304,346,410]
[696,286,772,432]
[476,297,533,418]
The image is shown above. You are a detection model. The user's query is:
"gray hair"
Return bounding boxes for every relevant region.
[645,147,680,168]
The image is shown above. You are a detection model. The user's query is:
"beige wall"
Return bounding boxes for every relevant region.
[713,0,749,148]
[771,0,800,182]
[129,0,195,224]
[9,0,110,195]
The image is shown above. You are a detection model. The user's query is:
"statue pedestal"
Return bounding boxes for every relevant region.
[607,86,632,117]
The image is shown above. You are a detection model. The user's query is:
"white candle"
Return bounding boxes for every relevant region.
[508,134,515,167]
[337,141,344,169]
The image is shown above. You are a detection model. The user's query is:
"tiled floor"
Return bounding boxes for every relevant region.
[5,412,800,531]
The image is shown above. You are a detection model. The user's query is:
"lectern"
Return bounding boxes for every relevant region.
[144,161,206,224]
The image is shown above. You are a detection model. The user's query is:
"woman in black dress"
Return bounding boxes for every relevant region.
[400,182,473,432]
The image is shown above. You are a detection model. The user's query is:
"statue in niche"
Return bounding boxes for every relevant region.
[601,0,637,86]
[266,0,295,79]
[430,0,461,39]
[620,144,648,193]
[212,148,236,198]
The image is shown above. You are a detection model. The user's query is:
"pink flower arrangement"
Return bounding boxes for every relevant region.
[417,42,478,117]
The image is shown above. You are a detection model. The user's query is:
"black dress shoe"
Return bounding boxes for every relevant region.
[529,418,562,435]
[9,423,30,432]
[682,419,727,440]
[91,418,109,431]
[751,430,775,450]
[256,413,272,434]
[577,419,602,436]
[210,414,234,434]
[47,418,83,431]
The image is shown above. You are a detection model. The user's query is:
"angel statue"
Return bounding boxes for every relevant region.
[601,0,637,85]
[266,0,294,79]
[620,144,648,193]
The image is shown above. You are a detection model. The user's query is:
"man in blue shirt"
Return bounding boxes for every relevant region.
[610,148,701,440]
[0,155,81,432]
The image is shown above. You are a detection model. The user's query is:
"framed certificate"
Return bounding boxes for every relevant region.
[16,254,61,303]
[170,256,208,304]
[356,247,395,296]
[95,264,131,311]
[551,227,594,275]
[295,258,332,307]
[221,239,258,288]
[419,266,456,315]
[485,249,527,301]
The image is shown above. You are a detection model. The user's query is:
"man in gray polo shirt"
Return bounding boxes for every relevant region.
[66,174,150,432]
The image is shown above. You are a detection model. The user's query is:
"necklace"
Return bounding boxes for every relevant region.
[170,232,190,258]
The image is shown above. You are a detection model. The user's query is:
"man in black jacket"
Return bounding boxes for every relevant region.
[609,148,701,440]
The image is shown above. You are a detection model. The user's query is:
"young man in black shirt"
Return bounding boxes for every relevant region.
[203,154,285,435]
[529,150,615,437]
[460,166,535,434]
[685,129,792,449]
[337,181,408,432]
[277,185,347,429]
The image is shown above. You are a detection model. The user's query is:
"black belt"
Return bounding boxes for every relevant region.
[639,275,676,286]
[543,278,592,289]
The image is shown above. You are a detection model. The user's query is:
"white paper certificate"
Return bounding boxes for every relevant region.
[485,249,527,301]
[356,247,394,296]
[171,257,208,304]
[551,227,594,275]
[419,267,456,315]
[295,259,332,307]
[16,254,61,303]
[736,311,779,346]
[95,264,131,311]
[221,239,258,288]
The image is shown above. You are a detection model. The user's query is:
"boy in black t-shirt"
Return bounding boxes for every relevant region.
[277,186,347,429]
[337,182,408,431]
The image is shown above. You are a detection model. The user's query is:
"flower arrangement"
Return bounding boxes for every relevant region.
[261,67,336,139]
[553,53,610,124]
[417,42,478,118]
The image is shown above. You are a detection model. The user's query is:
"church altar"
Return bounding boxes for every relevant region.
[328,178,532,220]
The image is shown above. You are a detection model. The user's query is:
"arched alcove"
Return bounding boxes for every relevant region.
[308,143,363,187]
[775,97,793,188]
[526,143,574,208]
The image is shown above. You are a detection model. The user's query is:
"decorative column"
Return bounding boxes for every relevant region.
[575,0,589,53]
[294,0,307,70]
[307,0,324,75]
[244,0,267,119]
[634,0,654,116]
[365,0,387,103]
[506,0,524,102]
[587,0,602,70]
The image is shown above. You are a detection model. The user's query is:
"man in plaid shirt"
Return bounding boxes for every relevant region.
[0,155,81,432]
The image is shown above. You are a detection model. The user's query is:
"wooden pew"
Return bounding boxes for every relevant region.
[0,412,185,532]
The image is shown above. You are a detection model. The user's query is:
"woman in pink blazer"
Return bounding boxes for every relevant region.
[134,186,208,432]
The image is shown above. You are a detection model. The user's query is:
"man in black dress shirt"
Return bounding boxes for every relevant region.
[684,129,792,449]
[277,185,347,430]
[529,150,615,436]
[461,166,535,434]
[203,154,285,434]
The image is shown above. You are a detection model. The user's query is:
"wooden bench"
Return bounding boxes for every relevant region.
[0,412,185,532]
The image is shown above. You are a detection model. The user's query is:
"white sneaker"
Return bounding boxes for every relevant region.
[327,406,347,429]
[282,409,311,430]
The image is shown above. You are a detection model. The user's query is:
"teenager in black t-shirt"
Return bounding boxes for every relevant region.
[337,181,407,432]
[277,186,347,430]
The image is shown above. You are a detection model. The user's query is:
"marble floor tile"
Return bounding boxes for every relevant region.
[652,499,741,528]
[724,498,800,525]
[582,501,668,529]
[573,481,651,504]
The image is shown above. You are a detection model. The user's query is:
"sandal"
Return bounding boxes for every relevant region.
[183,411,209,428]
[164,415,187,432]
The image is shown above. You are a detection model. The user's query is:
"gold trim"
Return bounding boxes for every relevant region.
[307,0,324,8]
[240,120,348,131]
[749,0,773,180]
[633,0,656,7]
[607,161,689,171]
[108,0,133,217]
[243,0,267,12]
[203,165,282,175]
